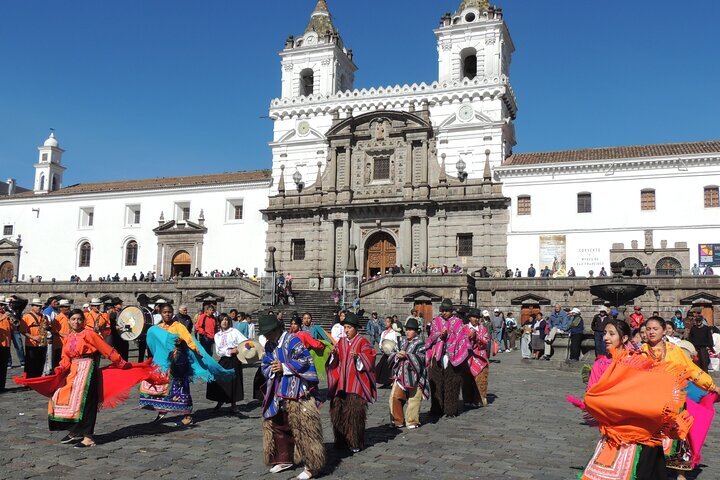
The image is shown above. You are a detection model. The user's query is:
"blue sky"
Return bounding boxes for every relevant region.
[1,0,719,188]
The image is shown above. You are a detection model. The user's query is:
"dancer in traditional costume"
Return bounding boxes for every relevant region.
[462,309,490,408]
[375,316,399,388]
[19,298,50,378]
[15,308,153,447]
[326,312,376,453]
[260,314,325,479]
[426,299,470,417]
[206,315,246,412]
[640,317,720,479]
[388,317,429,429]
[139,303,233,427]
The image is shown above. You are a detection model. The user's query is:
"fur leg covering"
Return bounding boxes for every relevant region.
[442,365,463,417]
[330,394,367,450]
[262,419,275,466]
[286,398,326,473]
[475,367,489,400]
[428,361,444,416]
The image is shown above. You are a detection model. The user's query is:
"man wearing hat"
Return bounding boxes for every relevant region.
[50,299,72,368]
[6,295,25,368]
[462,309,490,408]
[85,299,109,339]
[628,305,645,330]
[567,308,584,361]
[326,311,377,453]
[591,306,610,357]
[19,298,50,378]
[108,297,129,360]
[260,314,325,479]
[388,317,429,428]
[0,297,13,390]
[426,299,470,417]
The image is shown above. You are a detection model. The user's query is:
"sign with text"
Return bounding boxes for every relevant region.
[699,244,720,267]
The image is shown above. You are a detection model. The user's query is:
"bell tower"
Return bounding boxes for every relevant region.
[435,0,514,83]
[34,131,66,194]
[279,0,357,98]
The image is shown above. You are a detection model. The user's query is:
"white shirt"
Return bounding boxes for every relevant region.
[380,329,398,344]
[214,328,248,357]
[330,322,346,341]
[247,322,256,340]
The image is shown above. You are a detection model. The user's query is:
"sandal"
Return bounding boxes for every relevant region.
[60,435,83,444]
[74,441,96,448]
[151,413,167,423]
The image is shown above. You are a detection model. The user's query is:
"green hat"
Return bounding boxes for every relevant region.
[259,314,283,336]
[405,317,420,331]
[341,312,361,327]
[467,308,482,319]
[440,299,454,312]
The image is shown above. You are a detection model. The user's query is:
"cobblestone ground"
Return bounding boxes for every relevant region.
[2,350,719,479]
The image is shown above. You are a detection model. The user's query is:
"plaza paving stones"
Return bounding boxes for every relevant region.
[3,352,719,479]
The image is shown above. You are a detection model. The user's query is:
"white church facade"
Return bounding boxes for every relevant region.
[1,0,718,285]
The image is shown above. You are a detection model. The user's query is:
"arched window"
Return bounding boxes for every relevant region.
[460,48,477,80]
[656,257,682,276]
[620,257,644,276]
[299,68,314,96]
[39,174,45,191]
[52,175,60,191]
[125,240,138,266]
[79,242,91,267]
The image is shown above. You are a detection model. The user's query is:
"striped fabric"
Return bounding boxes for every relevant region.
[389,337,429,399]
[466,323,490,377]
[426,315,470,367]
[327,335,377,403]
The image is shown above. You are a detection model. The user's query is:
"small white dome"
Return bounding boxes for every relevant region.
[43,132,59,147]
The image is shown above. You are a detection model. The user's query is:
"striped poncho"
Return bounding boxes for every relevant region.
[426,315,470,367]
[327,334,377,403]
[389,336,430,399]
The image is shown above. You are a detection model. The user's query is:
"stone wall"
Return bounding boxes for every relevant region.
[0,277,262,313]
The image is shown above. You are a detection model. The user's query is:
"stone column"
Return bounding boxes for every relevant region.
[420,140,429,186]
[341,146,352,192]
[325,220,336,277]
[405,142,414,186]
[328,147,337,192]
[401,216,412,269]
[341,219,350,269]
[419,216,428,268]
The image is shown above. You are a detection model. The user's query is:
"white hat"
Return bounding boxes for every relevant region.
[155,299,167,304]
[30,298,43,306]
[0,296,7,305]
[482,310,490,317]
[493,308,500,313]
[598,306,608,313]
[82,303,89,309]
[58,299,71,307]
[571,307,581,315]
[89,298,102,306]
[676,340,697,359]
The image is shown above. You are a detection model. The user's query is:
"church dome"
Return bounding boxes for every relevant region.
[43,132,59,147]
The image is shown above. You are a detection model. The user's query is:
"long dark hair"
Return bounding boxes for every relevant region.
[605,319,631,343]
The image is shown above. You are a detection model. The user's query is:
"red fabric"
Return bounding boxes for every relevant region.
[195,313,216,340]
[15,361,156,409]
[294,330,325,352]
[327,334,377,403]
[628,313,645,330]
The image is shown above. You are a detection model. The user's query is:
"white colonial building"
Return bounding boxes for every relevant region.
[1,0,718,285]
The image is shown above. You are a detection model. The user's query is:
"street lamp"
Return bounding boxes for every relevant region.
[456,158,468,181]
[292,169,304,192]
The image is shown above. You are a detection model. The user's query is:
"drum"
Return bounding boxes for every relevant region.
[381,338,398,356]
[117,306,153,341]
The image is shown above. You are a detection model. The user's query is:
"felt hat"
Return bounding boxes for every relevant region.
[405,317,420,331]
[439,299,454,312]
[467,308,483,319]
[598,306,608,313]
[111,297,123,306]
[258,314,282,336]
[30,298,43,306]
[341,311,361,327]
[58,299,71,307]
[89,298,103,306]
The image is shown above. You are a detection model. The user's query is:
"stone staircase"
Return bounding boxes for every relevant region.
[273,290,340,331]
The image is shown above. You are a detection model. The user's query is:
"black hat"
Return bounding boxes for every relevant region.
[259,314,283,336]
[440,299,454,312]
[111,297,123,306]
[405,317,420,331]
[467,308,482,319]
[341,312,361,327]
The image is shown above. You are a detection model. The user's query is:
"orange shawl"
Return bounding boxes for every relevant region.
[584,348,693,447]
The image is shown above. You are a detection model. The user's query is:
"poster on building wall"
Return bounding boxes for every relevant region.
[573,246,605,276]
[699,244,720,267]
[539,235,566,275]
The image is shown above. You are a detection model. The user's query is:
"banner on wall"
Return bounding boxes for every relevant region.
[539,235,566,275]
[699,244,720,267]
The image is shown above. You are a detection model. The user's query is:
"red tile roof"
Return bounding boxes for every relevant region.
[7,169,272,198]
[504,140,720,166]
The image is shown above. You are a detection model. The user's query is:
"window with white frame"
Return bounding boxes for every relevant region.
[126,204,141,226]
[226,199,244,222]
[175,202,190,221]
[79,207,95,228]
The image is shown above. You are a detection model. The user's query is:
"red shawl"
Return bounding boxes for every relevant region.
[14,361,157,409]
[327,334,377,403]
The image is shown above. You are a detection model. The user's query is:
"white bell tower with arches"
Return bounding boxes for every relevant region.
[34,132,66,194]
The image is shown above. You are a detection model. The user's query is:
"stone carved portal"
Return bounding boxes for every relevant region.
[172,250,192,278]
[365,232,396,279]
[0,261,13,282]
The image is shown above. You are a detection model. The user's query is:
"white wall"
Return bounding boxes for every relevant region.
[0,182,270,281]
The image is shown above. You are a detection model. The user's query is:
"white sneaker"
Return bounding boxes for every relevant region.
[269,464,293,474]
[296,469,313,480]
[507,348,513,352]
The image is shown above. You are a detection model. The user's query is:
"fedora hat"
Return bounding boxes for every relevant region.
[58,299,71,307]
[111,297,123,306]
[0,296,7,305]
[439,298,454,312]
[89,298,103,306]
[467,308,483,319]
[258,314,282,337]
[341,312,361,327]
[30,298,43,307]
[405,317,421,331]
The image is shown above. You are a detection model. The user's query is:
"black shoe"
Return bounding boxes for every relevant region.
[60,435,82,444]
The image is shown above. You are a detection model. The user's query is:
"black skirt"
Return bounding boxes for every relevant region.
[375,354,393,386]
[49,356,100,437]
[206,355,244,403]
